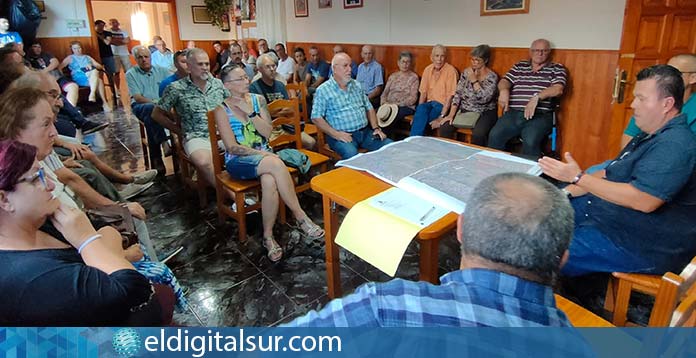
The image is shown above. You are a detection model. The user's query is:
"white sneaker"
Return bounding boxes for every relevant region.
[230,197,257,213]
[119,182,154,200]
[132,169,158,184]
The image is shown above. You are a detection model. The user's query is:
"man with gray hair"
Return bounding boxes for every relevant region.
[126,45,172,172]
[410,44,458,137]
[226,42,255,78]
[285,173,575,327]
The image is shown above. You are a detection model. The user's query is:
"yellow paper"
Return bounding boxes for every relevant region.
[335,200,421,277]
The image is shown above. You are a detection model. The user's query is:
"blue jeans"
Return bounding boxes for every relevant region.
[326,126,393,159]
[410,101,443,136]
[561,198,655,277]
[132,102,167,162]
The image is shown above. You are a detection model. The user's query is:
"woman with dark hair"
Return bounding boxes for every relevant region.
[0,139,161,325]
[215,64,324,262]
[435,44,499,146]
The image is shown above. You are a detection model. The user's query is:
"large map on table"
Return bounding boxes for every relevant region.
[336,137,542,213]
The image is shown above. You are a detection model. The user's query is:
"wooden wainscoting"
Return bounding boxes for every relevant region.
[34,37,96,62]
[177,39,259,69]
[288,42,619,168]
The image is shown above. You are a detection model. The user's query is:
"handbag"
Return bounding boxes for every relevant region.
[86,204,138,249]
[452,112,481,129]
[277,148,311,174]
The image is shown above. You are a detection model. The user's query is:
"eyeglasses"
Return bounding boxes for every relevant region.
[531,49,550,54]
[18,168,48,190]
[224,76,249,83]
[45,90,63,101]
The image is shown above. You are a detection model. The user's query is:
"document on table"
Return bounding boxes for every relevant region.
[335,187,449,276]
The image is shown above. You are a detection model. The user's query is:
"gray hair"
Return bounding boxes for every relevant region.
[256,53,278,67]
[398,51,413,62]
[9,70,44,89]
[470,44,491,64]
[461,173,573,284]
[186,48,207,63]
[432,44,447,55]
[331,52,351,68]
[131,45,148,57]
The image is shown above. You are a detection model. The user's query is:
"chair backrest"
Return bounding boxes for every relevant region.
[267,98,302,150]
[649,257,696,327]
[285,82,309,123]
[206,109,226,176]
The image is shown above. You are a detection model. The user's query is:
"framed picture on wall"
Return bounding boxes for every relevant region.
[295,0,309,17]
[319,0,332,9]
[191,6,213,24]
[343,0,362,9]
[480,0,529,16]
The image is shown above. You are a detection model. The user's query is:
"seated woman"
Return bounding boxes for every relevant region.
[59,40,111,112]
[0,139,162,326]
[378,51,419,135]
[215,64,324,262]
[433,45,499,146]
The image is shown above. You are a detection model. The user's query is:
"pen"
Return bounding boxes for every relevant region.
[419,206,436,223]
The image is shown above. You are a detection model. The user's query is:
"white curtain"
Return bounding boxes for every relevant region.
[255,0,286,45]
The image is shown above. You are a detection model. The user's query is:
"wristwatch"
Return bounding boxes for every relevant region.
[247,111,259,119]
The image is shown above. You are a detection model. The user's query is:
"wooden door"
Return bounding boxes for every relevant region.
[608,0,696,152]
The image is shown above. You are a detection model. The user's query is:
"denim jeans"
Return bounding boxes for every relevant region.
[410,101,443,136]
[326,126,393,159]
[132,102,167,162]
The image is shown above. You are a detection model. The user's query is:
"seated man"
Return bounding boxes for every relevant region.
[273,43,296,83]
[356,45,383,110]
[158,49,189,97]
[24,41,79,107]
[150,39,174,73]
[328,45,358,79]
[249,53,316,149]
[126,45,172,172]
[226,43,255,78]
[305,46,330,96]
[311,52,392,159]
[153,48,229,189]
[621,54,696,147]
[488,39,567,158]
[539,64,696,276]
[285,172,576,327]
[410,44,458,137]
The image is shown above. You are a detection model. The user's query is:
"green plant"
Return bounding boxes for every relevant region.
[204,0,232,28]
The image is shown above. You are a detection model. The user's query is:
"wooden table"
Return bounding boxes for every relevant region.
[555,294,614,327]
[311,167,459,299]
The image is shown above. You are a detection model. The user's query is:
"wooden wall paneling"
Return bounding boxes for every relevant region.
[35,37,96,62]
[635,15,667,58]
[288,42,618,168]
[668,14,696,54]
[677,0,696,7]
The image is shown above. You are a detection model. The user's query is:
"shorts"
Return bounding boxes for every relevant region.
[71,70,90,87]
[183,137,212,157]
[114,54,132,72]
[102,56,117,74]
[225,154,264,180]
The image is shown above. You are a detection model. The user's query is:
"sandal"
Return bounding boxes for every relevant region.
[299,218,325,239]
[262,236,283,262]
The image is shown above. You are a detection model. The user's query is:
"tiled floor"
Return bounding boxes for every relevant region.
[84,108,462,326]
[84,107,653,327]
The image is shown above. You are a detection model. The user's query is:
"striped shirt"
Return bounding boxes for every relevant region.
[505,60,567,111]
[283,269,573,327]
[312,77,373,132]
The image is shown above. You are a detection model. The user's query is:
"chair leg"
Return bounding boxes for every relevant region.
[612,279,632,326]
[235,194,247,243]
[604,277,617,312]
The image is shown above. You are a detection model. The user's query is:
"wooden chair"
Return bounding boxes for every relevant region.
[604,256,696,327]
[284,82,318,138]
[138,121,150,169]
[169,113,207,207]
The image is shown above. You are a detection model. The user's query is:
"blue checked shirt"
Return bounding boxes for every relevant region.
[283,269,573,327]
[311,77,373,133]
[356,60,384,95]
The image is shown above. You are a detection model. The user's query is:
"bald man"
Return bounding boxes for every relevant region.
[356,45,384,110]
[311,53,392,159]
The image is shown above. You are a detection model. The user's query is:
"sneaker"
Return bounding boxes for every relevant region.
[132,169,158,184]
[118,182,154,200]
[230,197,257,213]
[81,120,109,135]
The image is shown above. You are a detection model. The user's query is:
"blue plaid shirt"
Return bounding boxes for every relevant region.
[283,269,573,327]
[311,77,373,133]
